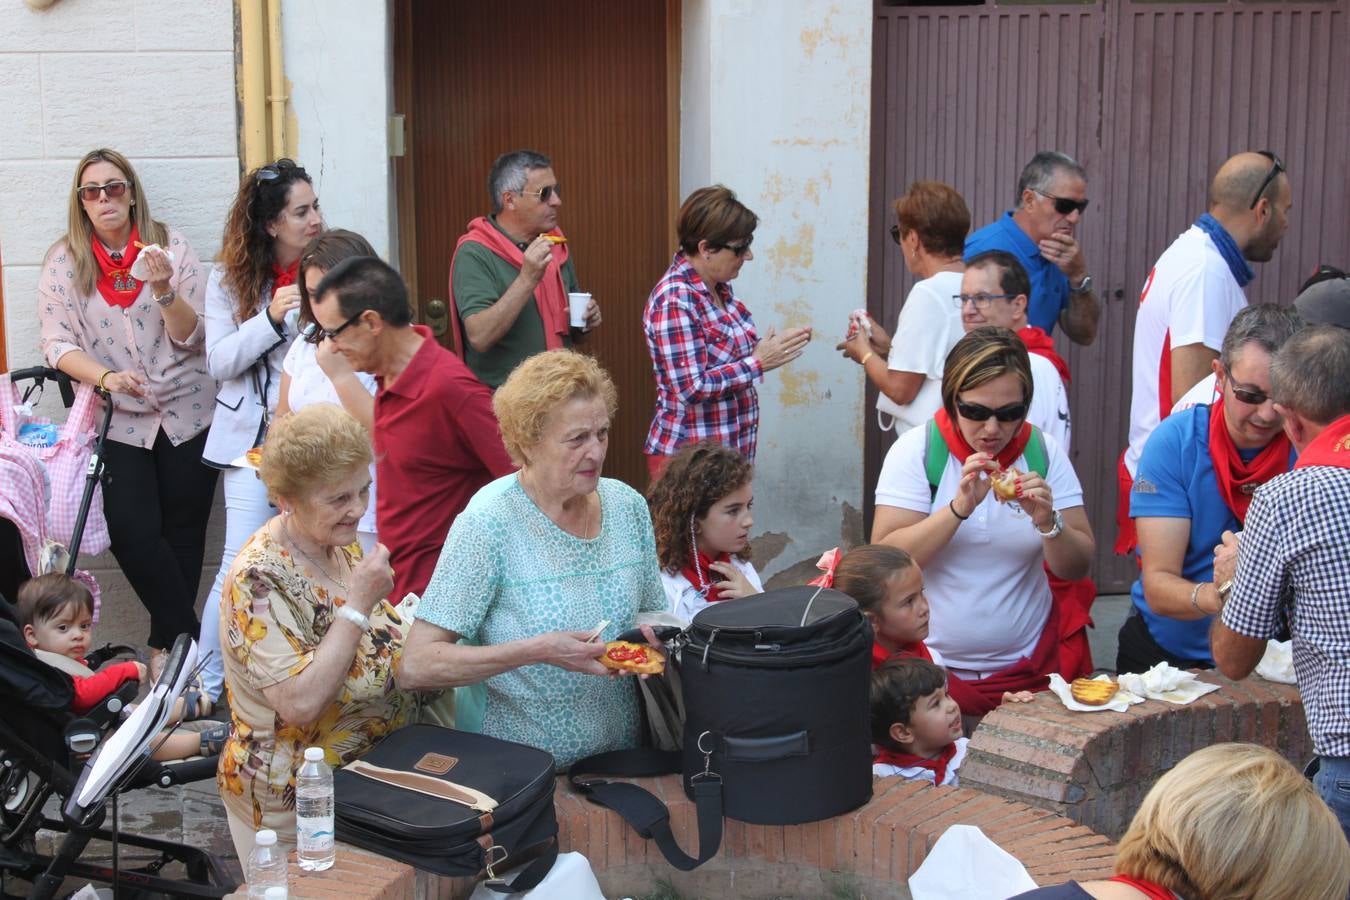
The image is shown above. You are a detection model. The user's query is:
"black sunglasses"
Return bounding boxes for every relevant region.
[1035,190,1090,216]
[709,236,754,258]
[1227,377,1272,406]
[77,180,132,203]
[889,224,902,245]
[306,310,366,343]
[956,400,1028,423]
[1249,150,1285,210]
[256,158,299,183]
[518,184,560,203]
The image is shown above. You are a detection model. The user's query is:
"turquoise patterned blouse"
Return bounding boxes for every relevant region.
[418,474,666,767]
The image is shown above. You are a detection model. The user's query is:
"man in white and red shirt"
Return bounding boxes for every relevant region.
[1116,151,1293,553]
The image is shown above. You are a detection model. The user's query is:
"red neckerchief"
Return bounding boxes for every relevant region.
[453,217,570,351]
[1207,396,1292,522]
[934,408,1032,471]
[1017,325,1071,384]
[1294,413,1350,471]
[271,258,300,290]
[871,640,934,670]
[1107,874,1178,900]
[874,742,958,784]
[682,550,731,602]
[92,225,142,308]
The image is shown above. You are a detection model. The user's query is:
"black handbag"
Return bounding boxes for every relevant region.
[570,585,874,870]
[333,724,558,890]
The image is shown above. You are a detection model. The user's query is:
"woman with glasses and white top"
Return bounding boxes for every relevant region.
[198,158,323,698]
[275,229,379,551]
[871,327,1094,715]
[37,148,219,665]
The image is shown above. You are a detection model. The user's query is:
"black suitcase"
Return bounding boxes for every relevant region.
[571,585,873,868]
[334,724,558,888]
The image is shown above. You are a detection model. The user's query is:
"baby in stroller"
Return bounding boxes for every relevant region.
[16,573,228,761]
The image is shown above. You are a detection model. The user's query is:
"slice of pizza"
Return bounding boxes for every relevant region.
[599,640,665,675]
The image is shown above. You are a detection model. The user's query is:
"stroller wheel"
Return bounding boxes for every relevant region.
[1,769,36,813]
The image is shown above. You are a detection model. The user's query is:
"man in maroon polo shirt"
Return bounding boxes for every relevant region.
[311,256,515,603]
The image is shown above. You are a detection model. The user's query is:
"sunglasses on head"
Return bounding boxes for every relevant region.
[256,158,299,183]
[709,236,754,258]
[1249,150,1285,210]
[77,181,131,203]
[305,310,366,344]
[1034,190,1089,216]
[517,184,560,203]
[956,400,1028,422]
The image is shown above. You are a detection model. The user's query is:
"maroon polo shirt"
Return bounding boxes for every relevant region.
[374,325,515,603]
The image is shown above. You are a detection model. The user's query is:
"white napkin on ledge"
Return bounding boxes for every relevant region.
[1256,640,1296,684]
[1116,661,1223,705]
[1048,673,1143,713]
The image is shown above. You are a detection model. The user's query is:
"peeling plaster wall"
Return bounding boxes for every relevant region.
[281,0,392,259]
[681,0,871,580]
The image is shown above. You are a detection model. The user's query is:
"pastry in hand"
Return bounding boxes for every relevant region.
[990,467,1022,502]
[1070,677,1117,706]
[599,640,665,675]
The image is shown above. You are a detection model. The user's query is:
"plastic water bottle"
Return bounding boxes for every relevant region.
[295,746,336,871]
[246,829,287,899]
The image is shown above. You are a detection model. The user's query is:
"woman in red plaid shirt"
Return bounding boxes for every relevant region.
[642,186,811,477]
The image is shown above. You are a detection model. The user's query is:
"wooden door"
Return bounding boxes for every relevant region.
[393,0,680,491]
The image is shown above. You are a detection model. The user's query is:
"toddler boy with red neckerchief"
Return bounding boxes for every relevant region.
[870,657,967,785]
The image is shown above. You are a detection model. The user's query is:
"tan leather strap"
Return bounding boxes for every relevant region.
[344,759,499,812]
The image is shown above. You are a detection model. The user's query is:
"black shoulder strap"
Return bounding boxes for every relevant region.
[568,747,723,871]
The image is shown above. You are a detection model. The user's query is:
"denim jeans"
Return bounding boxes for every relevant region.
[1313,755,1350,846]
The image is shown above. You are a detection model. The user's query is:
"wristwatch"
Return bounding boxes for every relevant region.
[334,605,371,632]
[153,288,175,307]
[1034,509,1065,539]
[1070,275,1093,295]
[1216,580,1234,604]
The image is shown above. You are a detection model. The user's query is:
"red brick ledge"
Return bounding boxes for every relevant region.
[961,673,1307,838]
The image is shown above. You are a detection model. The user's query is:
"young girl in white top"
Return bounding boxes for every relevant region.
[648,442,763,623]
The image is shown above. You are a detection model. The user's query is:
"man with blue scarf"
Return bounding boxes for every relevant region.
[1116,151,1292,556]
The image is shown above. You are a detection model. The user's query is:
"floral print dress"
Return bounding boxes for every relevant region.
[216,526,412,834]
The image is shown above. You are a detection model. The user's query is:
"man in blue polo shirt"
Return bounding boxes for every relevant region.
[965,151,1100,345]
[1115,304,1301,672]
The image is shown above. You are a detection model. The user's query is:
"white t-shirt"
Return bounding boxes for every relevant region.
[872,736,968,785]
[1172,372,1219,414]
[878,271,964,433]
[1027,352,1071,452]
[281,337,380,537]
[1125,226,1247,476]
[661,557,764,624]
[875,424,1084,673]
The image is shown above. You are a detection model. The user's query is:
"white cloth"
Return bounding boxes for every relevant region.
[467,852,604,900]
[875,424,1083,673]
[280,337,379,537]
[1125,225,1248,476]
[1172,372,1219,414]
[661,557,764,624]
[908,824,1037,900]
[877,271,964,432]
[127,244,175,281]
[873,736,968,785]
[1026,352,1071,452]
[1256,639,1297,684]
[1116,662,1223,704]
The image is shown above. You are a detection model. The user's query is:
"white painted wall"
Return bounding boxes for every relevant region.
[0,0,239,373]
[281,0,393,259]
[682,0,872,580]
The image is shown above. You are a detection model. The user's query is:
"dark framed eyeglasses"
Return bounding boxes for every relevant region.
[77,181,132,202]
[953,293,1017,309]
[1228,380,1272,406]
[517,184,560,203]
[1249,150,1285,210]
[709,237,754,258]
[256,158,299,183]
[306,310,366,343]
[1035,190,1090,216]
[956,400,1028,423]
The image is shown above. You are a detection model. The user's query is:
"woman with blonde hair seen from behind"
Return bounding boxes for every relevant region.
[1011,743,1350,899]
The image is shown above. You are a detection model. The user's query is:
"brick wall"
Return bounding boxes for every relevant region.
[961,674,1308,838]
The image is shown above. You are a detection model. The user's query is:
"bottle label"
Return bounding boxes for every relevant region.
[296,816,334,851]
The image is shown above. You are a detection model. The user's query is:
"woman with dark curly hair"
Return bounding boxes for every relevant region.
[198,158,323,700]
[647,441,762,622]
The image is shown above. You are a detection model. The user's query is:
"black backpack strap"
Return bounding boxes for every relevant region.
[481,837,559,894]
[568,747,723,871]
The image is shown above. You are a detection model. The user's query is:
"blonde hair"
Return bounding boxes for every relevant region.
[259,404,372,504]
[940,326,1034,419]
[61,149,169,295]
[492,350,618,466]
[1114,743,1350,900]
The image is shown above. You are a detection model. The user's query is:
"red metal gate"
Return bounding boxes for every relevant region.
[869,0,1350,592]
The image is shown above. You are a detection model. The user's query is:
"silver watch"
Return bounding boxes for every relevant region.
[1035,509,1065,539]
[1070,275,1093,295]
[153,289,175,307]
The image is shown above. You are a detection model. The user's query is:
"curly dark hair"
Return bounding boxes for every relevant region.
[217,158,314,323]
[647,442,754,573]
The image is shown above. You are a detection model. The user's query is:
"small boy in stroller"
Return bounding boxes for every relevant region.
[16,573,228,761]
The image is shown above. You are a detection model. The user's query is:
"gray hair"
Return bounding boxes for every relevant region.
[488,149,552,214]
[1270,325,1350,424]
[1219,303,1304,371]
[1016,151,1087,205]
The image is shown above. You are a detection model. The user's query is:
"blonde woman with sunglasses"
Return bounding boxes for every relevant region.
[37,148,219,669]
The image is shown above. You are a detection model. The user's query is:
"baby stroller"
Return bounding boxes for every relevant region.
[0,598,236,900]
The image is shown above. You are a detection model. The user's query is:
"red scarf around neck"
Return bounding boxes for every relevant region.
[453,217,570,352]
[1294,413,1350,471]
[871,640,932,670]
[92,225,142,308]
[1017,325,1071,384]
[1107,874,1178,900]
[874,742,958,785]
[271,258,300,291]
[1207,396,1293,522]
[934,407,1032,470]
[682,549,731,603]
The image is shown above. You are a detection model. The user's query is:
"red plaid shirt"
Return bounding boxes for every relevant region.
[643,253,763,460]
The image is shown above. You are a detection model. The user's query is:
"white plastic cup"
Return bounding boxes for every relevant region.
[568,292,592,328]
